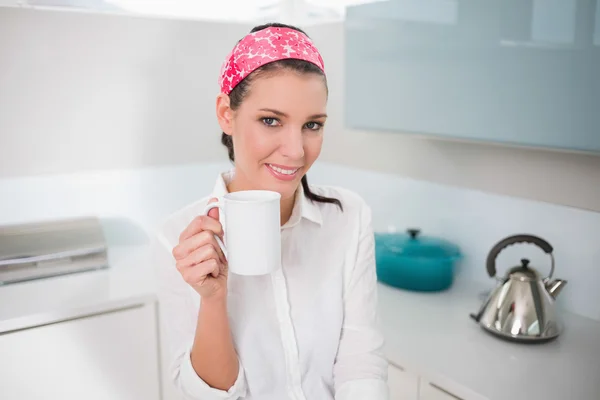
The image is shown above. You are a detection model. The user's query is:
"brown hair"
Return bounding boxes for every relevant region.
[220,22,343,211]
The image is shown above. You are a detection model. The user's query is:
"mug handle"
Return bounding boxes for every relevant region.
[203,201,228,259]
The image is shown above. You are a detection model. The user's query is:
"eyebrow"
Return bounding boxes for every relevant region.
[259,108,327,119]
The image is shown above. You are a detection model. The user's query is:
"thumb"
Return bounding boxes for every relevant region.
[207,197,220,221]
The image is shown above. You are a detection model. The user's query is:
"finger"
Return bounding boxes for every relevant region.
[176,243,220,270]
[194,230,226,264]
[173,230,215,260]
[211,262,219,278]
[178,215,224,243]
[181,259,220,285]
[178,215,223,242]
[207,197,220,221]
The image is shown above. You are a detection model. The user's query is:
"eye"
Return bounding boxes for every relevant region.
[262,117,280,127]
[304,121,323,131]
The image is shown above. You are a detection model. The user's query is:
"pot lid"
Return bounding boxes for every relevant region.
[374,228,461,259]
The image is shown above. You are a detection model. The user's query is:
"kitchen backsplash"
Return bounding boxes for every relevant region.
[1,162,598,321]
[310,163,600,322]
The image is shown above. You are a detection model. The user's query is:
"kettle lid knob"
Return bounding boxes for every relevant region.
[508,257,541,280]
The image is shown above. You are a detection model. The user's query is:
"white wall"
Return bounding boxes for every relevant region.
[2,8,599,214]
[0,7,250,176]
[309,163,600,323]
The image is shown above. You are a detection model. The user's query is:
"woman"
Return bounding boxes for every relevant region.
[155,23,389,400]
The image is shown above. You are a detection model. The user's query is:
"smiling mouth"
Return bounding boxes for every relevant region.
[266,164,300,175]
[265,163,303,181]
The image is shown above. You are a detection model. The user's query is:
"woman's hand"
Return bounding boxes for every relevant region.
[172,198,228,300]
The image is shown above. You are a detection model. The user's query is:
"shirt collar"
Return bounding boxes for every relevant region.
[211,169,232,198]
[211,170,322,227]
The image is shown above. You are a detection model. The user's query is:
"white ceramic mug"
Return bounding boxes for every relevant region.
[203,190,282,276]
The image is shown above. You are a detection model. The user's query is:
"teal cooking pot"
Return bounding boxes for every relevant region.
[374,228,462,292]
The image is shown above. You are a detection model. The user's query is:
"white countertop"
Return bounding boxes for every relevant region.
[0,245,157,334]
[1,247,599,400]
[377,281,600,400]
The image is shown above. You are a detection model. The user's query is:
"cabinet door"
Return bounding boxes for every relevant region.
[388,362,419,400]
[345,1,600,154]
[0,304,160,400]
[420,379,464,400]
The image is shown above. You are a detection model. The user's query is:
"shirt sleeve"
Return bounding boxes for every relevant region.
[333,201,390,400]
[153,231,248,400]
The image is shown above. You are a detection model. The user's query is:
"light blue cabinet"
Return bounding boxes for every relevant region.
[345,0,600,153]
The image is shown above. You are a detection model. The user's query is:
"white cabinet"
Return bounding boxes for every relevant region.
[345,1,600,154]
[420,379,464,400]
[388,362,419,400]
[0,303,161,400]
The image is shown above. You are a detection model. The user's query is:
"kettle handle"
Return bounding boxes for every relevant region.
[486,234,554,279]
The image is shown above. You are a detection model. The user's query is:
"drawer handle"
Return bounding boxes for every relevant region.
[429,382,464,400]
[387,360,405,371]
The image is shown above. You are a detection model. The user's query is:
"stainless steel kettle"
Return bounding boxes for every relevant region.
[470,234,567,343]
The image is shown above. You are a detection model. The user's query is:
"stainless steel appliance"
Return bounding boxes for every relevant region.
[470,234,567,343]
[0,217,108,285]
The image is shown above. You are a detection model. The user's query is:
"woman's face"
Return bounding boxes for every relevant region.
[218,71,328,202]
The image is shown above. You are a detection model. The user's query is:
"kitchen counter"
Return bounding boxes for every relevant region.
[377,281,600,400]
[1,246,598,400]
[0,245,157,334]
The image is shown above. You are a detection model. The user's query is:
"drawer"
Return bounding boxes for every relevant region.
[0,304,160,400]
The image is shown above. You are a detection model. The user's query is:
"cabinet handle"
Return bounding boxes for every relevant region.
[429,382,464,400]
[387,360,405,371]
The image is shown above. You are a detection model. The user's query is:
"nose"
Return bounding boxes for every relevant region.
[279,126,304,160]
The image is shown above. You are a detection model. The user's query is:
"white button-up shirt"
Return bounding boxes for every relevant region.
[154,170,389,400]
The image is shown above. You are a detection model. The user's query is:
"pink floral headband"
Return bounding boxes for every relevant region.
[218,27,325,95]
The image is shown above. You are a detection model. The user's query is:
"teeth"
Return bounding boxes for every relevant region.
[268,164,298,175]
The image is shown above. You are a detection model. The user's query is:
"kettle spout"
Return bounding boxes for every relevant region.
[545,279,567,299]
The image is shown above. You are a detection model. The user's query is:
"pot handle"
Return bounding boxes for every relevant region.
[486,234,554,279]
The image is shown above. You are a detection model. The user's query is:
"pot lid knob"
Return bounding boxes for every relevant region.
[407,228,420,239]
